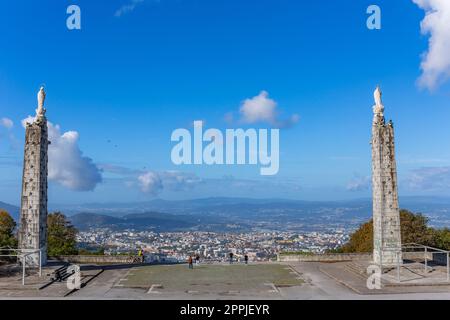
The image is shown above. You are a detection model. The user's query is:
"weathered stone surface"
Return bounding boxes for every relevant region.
[18,88,49,267]
[371,87,402,266]
[52,255,138,264]
[277,253,372,262]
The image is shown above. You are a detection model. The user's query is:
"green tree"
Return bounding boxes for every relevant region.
[339,209,436,253]
[0,210,18,248]
[340,220,373,253]
[78,247,105,256]
[47,212,78,256]
[430,228,450,251]
[399,210,434,245]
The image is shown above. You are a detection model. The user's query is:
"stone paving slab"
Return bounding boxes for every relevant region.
[2,262,450,299]
[118,263,304,294]
[0,265,104,298]
[318,261,450,295]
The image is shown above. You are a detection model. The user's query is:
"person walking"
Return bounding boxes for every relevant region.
[188,255,194,269]
[244,254,249,265]
[229,252,234,264]
[195,254,200,265]
[137,248,143,263]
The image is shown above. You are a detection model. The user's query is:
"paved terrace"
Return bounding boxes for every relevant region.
[1,261,450,299]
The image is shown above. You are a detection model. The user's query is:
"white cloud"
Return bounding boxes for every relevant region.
[160,171,202,191]
[98,163,137,176]
[137,170,201,195]
[413,0,450,90]
[115,0,145,17]
[240,91,277,124]
[22,117,102,191]
[98,164,307,198]
[407,166,450,190]
[0,118,13,129]
[0,118,18,150]
[138,171,163,195]
[21,116,35,128]
[236,91,299,128]
[346,175,370,192]
[105,164,202,196]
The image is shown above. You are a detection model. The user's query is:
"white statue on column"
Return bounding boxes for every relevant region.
[373,86,384,123]
[36,86,46,119]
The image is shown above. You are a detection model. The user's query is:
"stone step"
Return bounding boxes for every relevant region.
[319,263,372,294]
[344,262,369,280]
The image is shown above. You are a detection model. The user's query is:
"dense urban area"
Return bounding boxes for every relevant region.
[77,228,350,262]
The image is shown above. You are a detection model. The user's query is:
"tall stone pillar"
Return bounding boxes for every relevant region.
[18,87,49,267]
[371,86,402,267]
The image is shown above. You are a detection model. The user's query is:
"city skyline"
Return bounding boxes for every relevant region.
[1,0,450,205]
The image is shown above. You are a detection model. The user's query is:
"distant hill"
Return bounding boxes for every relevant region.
[53,197,367,217]
[7,196,448,232]
[47,196,450,231]
[68,211,238,232]
[0,201,20,221]
[69,212,123,230]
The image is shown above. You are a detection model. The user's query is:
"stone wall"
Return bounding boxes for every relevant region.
[277,253,372,262]
[277,252,447,264]
[52,255,182,265]
[52,255,137,264]
[402,252,433,261]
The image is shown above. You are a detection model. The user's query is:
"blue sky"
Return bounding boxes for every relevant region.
[1,0,450,205]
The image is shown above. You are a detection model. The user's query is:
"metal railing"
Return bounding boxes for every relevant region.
[0,248,43,285]
[380,243,450,283]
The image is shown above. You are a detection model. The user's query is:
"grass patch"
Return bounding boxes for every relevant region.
[122,263,303,291]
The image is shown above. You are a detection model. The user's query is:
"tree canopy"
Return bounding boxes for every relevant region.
[47,212,78,256]
[337,209,450,253]
[0,210,17,248]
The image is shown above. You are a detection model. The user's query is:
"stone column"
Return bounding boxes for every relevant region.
[18,87,49,267]
[371,87,402,267]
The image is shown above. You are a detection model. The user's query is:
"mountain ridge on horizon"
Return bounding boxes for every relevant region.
[3,196,450,230]
[49,195,450,208]
[5,195,450,210]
